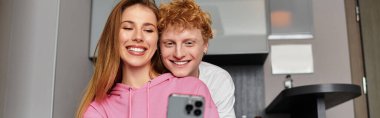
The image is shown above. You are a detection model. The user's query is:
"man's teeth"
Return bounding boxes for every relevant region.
[174,61,188,65]
[128,47,145,52]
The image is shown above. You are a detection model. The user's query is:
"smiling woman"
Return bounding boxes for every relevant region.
[76,0,219,118]
[118,4,159,76]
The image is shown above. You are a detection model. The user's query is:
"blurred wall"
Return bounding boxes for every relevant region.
[53,0,92,117]
[0,0,92,117]
[1,0,59,117]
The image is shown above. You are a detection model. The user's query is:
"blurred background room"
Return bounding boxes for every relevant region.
[0,0,379,118]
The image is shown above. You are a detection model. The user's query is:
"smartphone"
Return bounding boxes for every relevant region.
[167,94,205,118]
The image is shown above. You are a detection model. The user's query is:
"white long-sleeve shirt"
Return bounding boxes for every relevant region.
[199,61,236,118]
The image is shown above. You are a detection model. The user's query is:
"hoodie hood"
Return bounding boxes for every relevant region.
[112,73,174,93]
[110,73,174,118]
[84,73,219,118]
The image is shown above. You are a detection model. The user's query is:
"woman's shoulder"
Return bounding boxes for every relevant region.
[175,75,205,85]
[154,73,209,94]
[84,101,107,118]
[161,73,206,89]
[157,73,203,84]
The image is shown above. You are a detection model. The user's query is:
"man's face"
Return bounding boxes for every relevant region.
[160,26,208,77]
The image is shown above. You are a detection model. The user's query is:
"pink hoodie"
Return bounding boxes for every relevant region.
[84,73,219,118]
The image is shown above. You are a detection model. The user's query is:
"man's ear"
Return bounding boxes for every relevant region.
[203,42,208,55]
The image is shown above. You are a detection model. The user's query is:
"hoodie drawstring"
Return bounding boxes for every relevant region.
[127,81,151,118]
[147,81,151,118]
[129,88,132,118]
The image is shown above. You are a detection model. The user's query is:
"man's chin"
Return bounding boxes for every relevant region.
[171,72,189,78]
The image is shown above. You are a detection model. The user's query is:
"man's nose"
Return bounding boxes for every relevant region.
[174,46,185,59]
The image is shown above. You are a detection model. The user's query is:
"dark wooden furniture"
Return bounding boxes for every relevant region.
[265,84,361,118]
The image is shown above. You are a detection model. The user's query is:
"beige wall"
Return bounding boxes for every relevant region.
[264,0,354,118]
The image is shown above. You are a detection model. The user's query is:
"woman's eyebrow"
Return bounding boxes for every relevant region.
[121,20,156,27]
[121,20,133,24]
[143,22,156,27]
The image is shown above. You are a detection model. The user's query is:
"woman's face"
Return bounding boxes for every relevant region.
[119,4,158,68]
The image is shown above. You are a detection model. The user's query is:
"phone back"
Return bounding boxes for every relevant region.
[167,94,204,118]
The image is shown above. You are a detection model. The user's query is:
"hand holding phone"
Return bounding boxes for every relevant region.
[167,94,205,118]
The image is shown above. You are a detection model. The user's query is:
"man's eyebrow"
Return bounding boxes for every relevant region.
[161,38,174,41]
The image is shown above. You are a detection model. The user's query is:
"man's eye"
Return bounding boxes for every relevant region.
[185,41,194,46]
[164,42,174,47]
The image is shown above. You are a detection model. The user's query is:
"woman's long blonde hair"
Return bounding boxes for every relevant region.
[76,0,165,117]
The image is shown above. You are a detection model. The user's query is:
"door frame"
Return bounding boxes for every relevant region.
[344,0,369,118]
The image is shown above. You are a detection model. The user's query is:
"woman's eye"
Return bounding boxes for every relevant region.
[144,29,154,33]
[123,27,133,30]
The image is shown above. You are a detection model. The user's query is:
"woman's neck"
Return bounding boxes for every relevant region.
[122,64,152,89]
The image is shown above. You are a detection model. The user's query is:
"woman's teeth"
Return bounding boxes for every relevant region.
[128,47,145,52]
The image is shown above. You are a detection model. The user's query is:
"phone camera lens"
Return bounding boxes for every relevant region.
[193,109,202,116]
[194,101,203,107]
[185,104,193,114]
